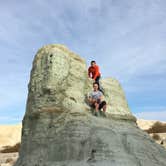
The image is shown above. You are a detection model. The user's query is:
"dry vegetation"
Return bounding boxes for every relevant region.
[145,121,166,133]
[0,143,20,153]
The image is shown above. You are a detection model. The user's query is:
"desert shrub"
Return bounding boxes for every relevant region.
[152,133,160,140]
[146,121,166,133]
[0,142,20,153]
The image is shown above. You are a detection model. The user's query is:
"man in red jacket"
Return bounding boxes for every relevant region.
[88,60,101,85]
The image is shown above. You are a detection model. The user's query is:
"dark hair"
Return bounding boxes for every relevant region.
[93,82,99,89]
[91,60,96,64]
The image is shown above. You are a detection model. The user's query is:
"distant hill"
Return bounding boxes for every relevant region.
[0,124,21,150]
[137,119,166,148]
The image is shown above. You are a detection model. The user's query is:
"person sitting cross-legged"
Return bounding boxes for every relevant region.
[88,82,107,117]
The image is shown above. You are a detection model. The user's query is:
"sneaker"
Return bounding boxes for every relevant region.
[102,111,106,118]
[94,111,100,117]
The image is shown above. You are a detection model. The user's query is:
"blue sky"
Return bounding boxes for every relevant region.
[0,0,166,124]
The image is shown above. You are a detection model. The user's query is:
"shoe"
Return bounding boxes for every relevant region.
[102,111,106,118]
[94,111,100,117]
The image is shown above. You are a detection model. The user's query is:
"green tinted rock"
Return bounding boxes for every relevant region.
[14,44,166,166]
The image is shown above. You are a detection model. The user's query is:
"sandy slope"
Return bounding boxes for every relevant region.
[137,119,166,149]
[137,119,166,133]
[0,124,21,148]
[0,124,21,166]
[137,119,157,130]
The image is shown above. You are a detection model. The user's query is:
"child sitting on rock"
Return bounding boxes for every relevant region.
[88,82,107,117]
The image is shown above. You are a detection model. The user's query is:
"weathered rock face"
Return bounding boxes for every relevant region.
[15,45,166,166]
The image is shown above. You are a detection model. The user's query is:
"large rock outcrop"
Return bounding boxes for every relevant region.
[14,45,166,166]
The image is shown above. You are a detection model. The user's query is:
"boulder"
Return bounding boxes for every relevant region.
[14,44,166,166]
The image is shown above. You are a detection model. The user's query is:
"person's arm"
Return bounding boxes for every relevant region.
[88,96,97,104]
[88,67,91,78]
[99,95,102,101]
[93,65,100,80]
[97,92,103,103]
[88,93,97,104]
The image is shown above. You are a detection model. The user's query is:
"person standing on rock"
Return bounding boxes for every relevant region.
[88,60,101,84]
[88,60,104,94]
[88,82,107,117]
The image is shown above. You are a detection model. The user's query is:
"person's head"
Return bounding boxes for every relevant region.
[91,60,96,67]
[93,82,99,91]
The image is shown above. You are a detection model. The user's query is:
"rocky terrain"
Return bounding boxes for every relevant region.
[1,119,166,166]
[1,44,166,166]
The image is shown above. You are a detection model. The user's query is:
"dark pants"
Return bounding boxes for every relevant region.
[95,76,100,85]
[95,76,104,94]
[91,101,107,110]
[99,101,106,110]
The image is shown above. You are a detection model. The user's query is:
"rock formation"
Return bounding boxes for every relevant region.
[14,44,166,166]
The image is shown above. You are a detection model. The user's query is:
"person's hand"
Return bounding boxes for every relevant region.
[97,99,101,104]
[88,97,96,104]
[88,77,93,82]
[91,99,96,103]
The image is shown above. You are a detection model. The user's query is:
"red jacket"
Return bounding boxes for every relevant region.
[88,65,101,80]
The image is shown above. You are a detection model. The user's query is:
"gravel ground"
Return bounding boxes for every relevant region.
[0,152,18,166]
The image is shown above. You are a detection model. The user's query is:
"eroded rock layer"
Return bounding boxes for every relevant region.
[15,45,166,166]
